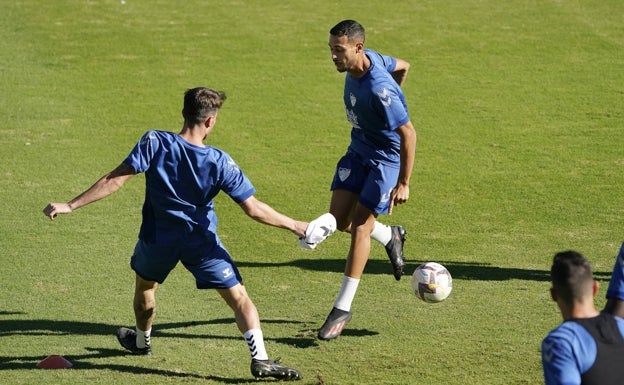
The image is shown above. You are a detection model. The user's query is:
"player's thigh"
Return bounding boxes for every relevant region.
[330,189,358,230]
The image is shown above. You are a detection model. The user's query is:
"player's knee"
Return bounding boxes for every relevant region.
[336,221,350,232]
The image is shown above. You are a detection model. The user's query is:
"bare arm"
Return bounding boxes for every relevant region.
[239,196,308,238]
[43,163,136,219]
[389,120,416,215]
[391,58,410,87]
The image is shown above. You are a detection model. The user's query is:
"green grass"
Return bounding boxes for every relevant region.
[1,0,623,384]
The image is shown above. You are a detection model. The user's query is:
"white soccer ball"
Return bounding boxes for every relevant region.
[411,262,452,303]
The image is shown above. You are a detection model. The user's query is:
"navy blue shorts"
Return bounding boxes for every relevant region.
[130,238,242,289]
[331,151,399,215]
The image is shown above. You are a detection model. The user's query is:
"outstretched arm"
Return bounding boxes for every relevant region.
[239,196,308,238]
[392,58,410,87]
[43,163,136,219]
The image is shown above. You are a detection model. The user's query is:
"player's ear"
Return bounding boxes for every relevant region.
[592,280,600,297]
[205,114,217,129]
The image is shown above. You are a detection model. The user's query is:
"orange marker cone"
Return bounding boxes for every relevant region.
[37,355,73,369]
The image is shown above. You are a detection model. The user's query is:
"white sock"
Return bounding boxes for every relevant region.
[334,276,360,312]
[244,328,268,360]
[370,221,391,246]
[136,327,151,348]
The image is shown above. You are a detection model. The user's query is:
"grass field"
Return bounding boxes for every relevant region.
[1,0,623,384]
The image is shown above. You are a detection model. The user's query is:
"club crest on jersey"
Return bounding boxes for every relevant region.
[377,88,392,107]
[338,167,351,182]
[349,92,357,107]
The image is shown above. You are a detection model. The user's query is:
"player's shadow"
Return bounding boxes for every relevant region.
[0,316,319,381]
[238,258,613,282]
[0,347,256,383]
[0,317,318,348]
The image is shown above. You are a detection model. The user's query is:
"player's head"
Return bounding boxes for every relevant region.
[550,250,596,304]
[182,87,227,126]
[328,20,366,73]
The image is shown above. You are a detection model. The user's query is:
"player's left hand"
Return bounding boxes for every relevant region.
[388,183,409,215]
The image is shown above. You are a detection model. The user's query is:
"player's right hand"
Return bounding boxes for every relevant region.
[43,202,72,219]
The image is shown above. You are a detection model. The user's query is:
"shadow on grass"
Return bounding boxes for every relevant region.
[238,258,614,282]
[0,347,256,383]
[0,317,315,382]
[0,317,317,347]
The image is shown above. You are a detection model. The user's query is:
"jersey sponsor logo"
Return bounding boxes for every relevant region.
[141,132,158,145]
[377,88,392,107]
[338,167,351,182]
[346,109,361,129]
[542,339,555,363]
[226,157,240,173]
[222,267,233,279]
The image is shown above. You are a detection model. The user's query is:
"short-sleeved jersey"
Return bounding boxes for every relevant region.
[343,49,410,165]
[542,313,624,385]
[123,130,255,243]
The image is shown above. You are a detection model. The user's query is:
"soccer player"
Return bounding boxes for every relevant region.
[307,19,417,341]
[43,87,305,381]
[542,247,624,385]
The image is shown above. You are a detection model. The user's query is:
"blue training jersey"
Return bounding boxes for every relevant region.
[542,315,624,385]
[343,48,410,165]
[123,130,256,243]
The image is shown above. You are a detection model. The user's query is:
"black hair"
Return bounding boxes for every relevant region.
[329,19,365,43]
[551,250,594,303]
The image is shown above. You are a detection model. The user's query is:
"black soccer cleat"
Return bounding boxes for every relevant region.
[385,225,407,281]
[317,307,352,341]
[250,358,302,381]
[116,327,152,355]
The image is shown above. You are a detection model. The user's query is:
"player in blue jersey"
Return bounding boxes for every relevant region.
[542,247,624,385]
[43,87,305,381]
[310,20,417,340]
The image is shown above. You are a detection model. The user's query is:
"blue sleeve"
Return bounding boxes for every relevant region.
[371,84,410,131]
[122,131,160,174]
[368,49,397,72]
[542,323,597,385]
[218,154,255,204]
[542,335,581,385]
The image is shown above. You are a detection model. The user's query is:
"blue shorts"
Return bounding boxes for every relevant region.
[331,150,399,215]
[130,238,242,289]
[606,241,624,301]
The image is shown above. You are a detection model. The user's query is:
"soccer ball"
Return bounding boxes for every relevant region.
[411,262,452,303]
